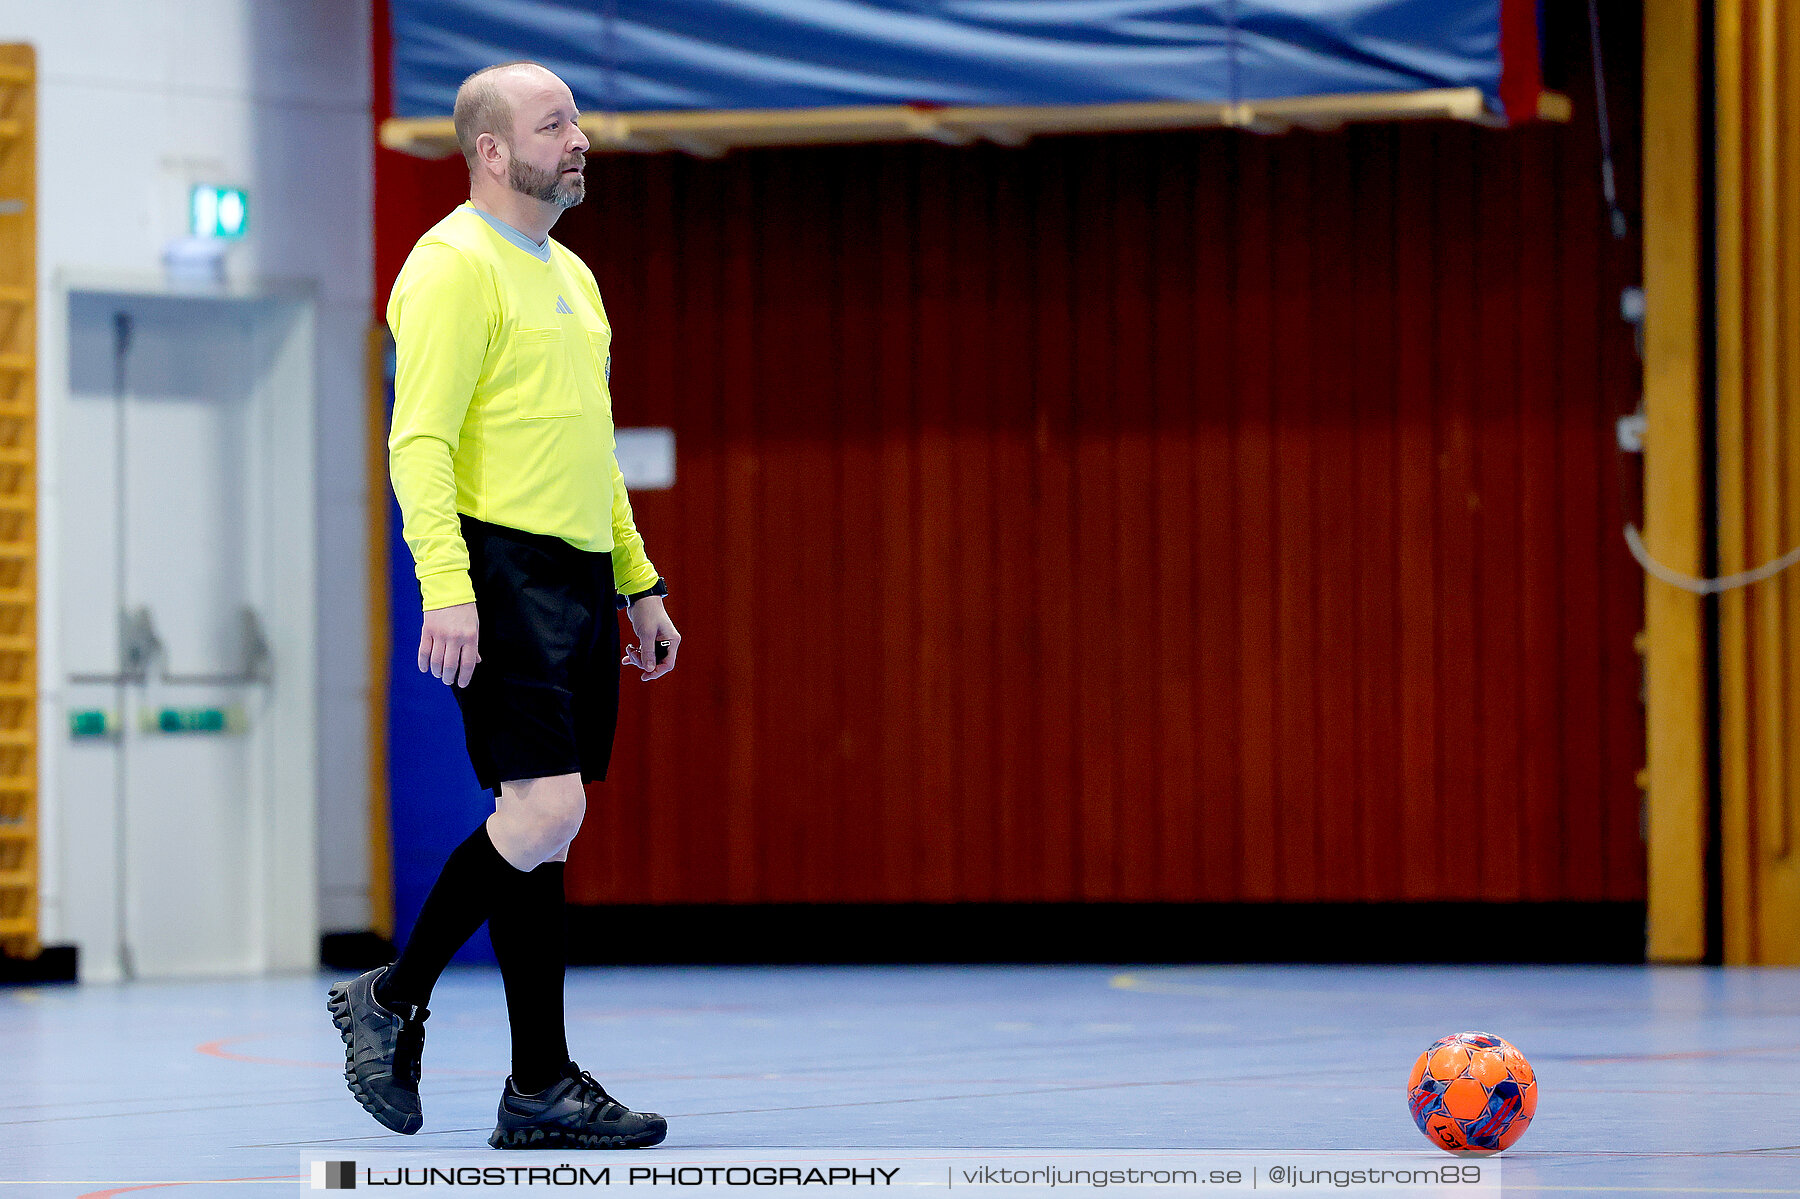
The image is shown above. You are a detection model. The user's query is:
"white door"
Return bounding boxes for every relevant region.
[57,286,318,981]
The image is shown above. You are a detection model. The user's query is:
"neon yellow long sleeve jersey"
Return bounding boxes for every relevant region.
[386,203,659,611]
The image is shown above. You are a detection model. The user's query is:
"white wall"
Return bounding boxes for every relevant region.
[1,0,376,951]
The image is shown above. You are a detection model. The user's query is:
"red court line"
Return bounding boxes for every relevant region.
[193,1036,497,1076]
[193,1037,339,1069]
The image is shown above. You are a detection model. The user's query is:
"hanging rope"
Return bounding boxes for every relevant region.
[1589,0,1628,239]
[1625,525,1800,595]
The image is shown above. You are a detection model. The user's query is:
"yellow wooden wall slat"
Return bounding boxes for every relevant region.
[1643,0,1709,963]
[1748,0,1784,880]
[1714,0,1754,964]
[1781,0,1800,945]
[1758,0,1800,960]
[1714,0,1800,965]
[0,43,34,962]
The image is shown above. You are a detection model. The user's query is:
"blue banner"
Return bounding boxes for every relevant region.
[391,0,1503,118]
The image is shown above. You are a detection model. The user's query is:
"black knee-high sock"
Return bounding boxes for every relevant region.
[489,859,571,1094]
[377,821,519,1011]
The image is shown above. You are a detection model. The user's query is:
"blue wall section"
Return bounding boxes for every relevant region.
[391,0,1501,118]
[383,340,497,965]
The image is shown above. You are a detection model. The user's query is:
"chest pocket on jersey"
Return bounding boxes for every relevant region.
[512,326,583,419]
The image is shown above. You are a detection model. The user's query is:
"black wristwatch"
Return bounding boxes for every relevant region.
[616,577,669,610]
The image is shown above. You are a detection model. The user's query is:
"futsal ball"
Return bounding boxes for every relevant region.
[1407,1032,1537,1154]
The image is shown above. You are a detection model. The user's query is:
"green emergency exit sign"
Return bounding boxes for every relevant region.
[190,185,249,239]
[145,706,240,734]
[69,709,117,738]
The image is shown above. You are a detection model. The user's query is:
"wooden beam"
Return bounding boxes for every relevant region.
[1742,0,1800,964]
[1714,0,1756,969]
[1778,0,1800,965]
[1713,0,1800,965]
[1642,0,1708,962]
[379,88,1567,160]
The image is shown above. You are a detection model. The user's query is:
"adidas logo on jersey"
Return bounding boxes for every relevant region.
[555,295,574,315]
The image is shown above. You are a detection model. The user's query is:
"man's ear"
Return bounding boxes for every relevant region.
[476,130,505,175]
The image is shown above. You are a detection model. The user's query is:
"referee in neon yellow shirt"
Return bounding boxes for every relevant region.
[329,61,673,1151]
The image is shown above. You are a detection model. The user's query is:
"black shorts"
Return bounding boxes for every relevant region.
[450,515,621,793]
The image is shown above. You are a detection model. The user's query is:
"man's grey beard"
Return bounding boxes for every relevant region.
[509,156,585,208]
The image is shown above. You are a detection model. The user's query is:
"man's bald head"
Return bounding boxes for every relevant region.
[453,61,558,172]
[455,60,590,217]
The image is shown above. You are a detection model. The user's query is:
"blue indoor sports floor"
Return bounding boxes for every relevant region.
[3,964,1798,1196]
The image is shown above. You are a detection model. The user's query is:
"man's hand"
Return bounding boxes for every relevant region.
[420,601,480,687]
[622,595,679,681]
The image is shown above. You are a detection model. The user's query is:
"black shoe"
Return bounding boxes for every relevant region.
[488,1064,668,1149]
[327,965,428,1135]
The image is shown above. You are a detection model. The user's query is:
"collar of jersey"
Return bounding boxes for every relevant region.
[465,202,551,263]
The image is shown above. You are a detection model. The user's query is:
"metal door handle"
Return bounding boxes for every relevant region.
[69,606,272,686]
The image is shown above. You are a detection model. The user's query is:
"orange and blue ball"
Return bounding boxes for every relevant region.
[1407,1032,1537,1154]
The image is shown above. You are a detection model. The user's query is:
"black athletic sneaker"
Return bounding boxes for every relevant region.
[488,1064,668,1149]
[326,965,429,1135]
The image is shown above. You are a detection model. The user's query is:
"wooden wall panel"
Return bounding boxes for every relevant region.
[1715,0,1800,964]
[1641,0,1707,963]
[373,24,1648,910]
